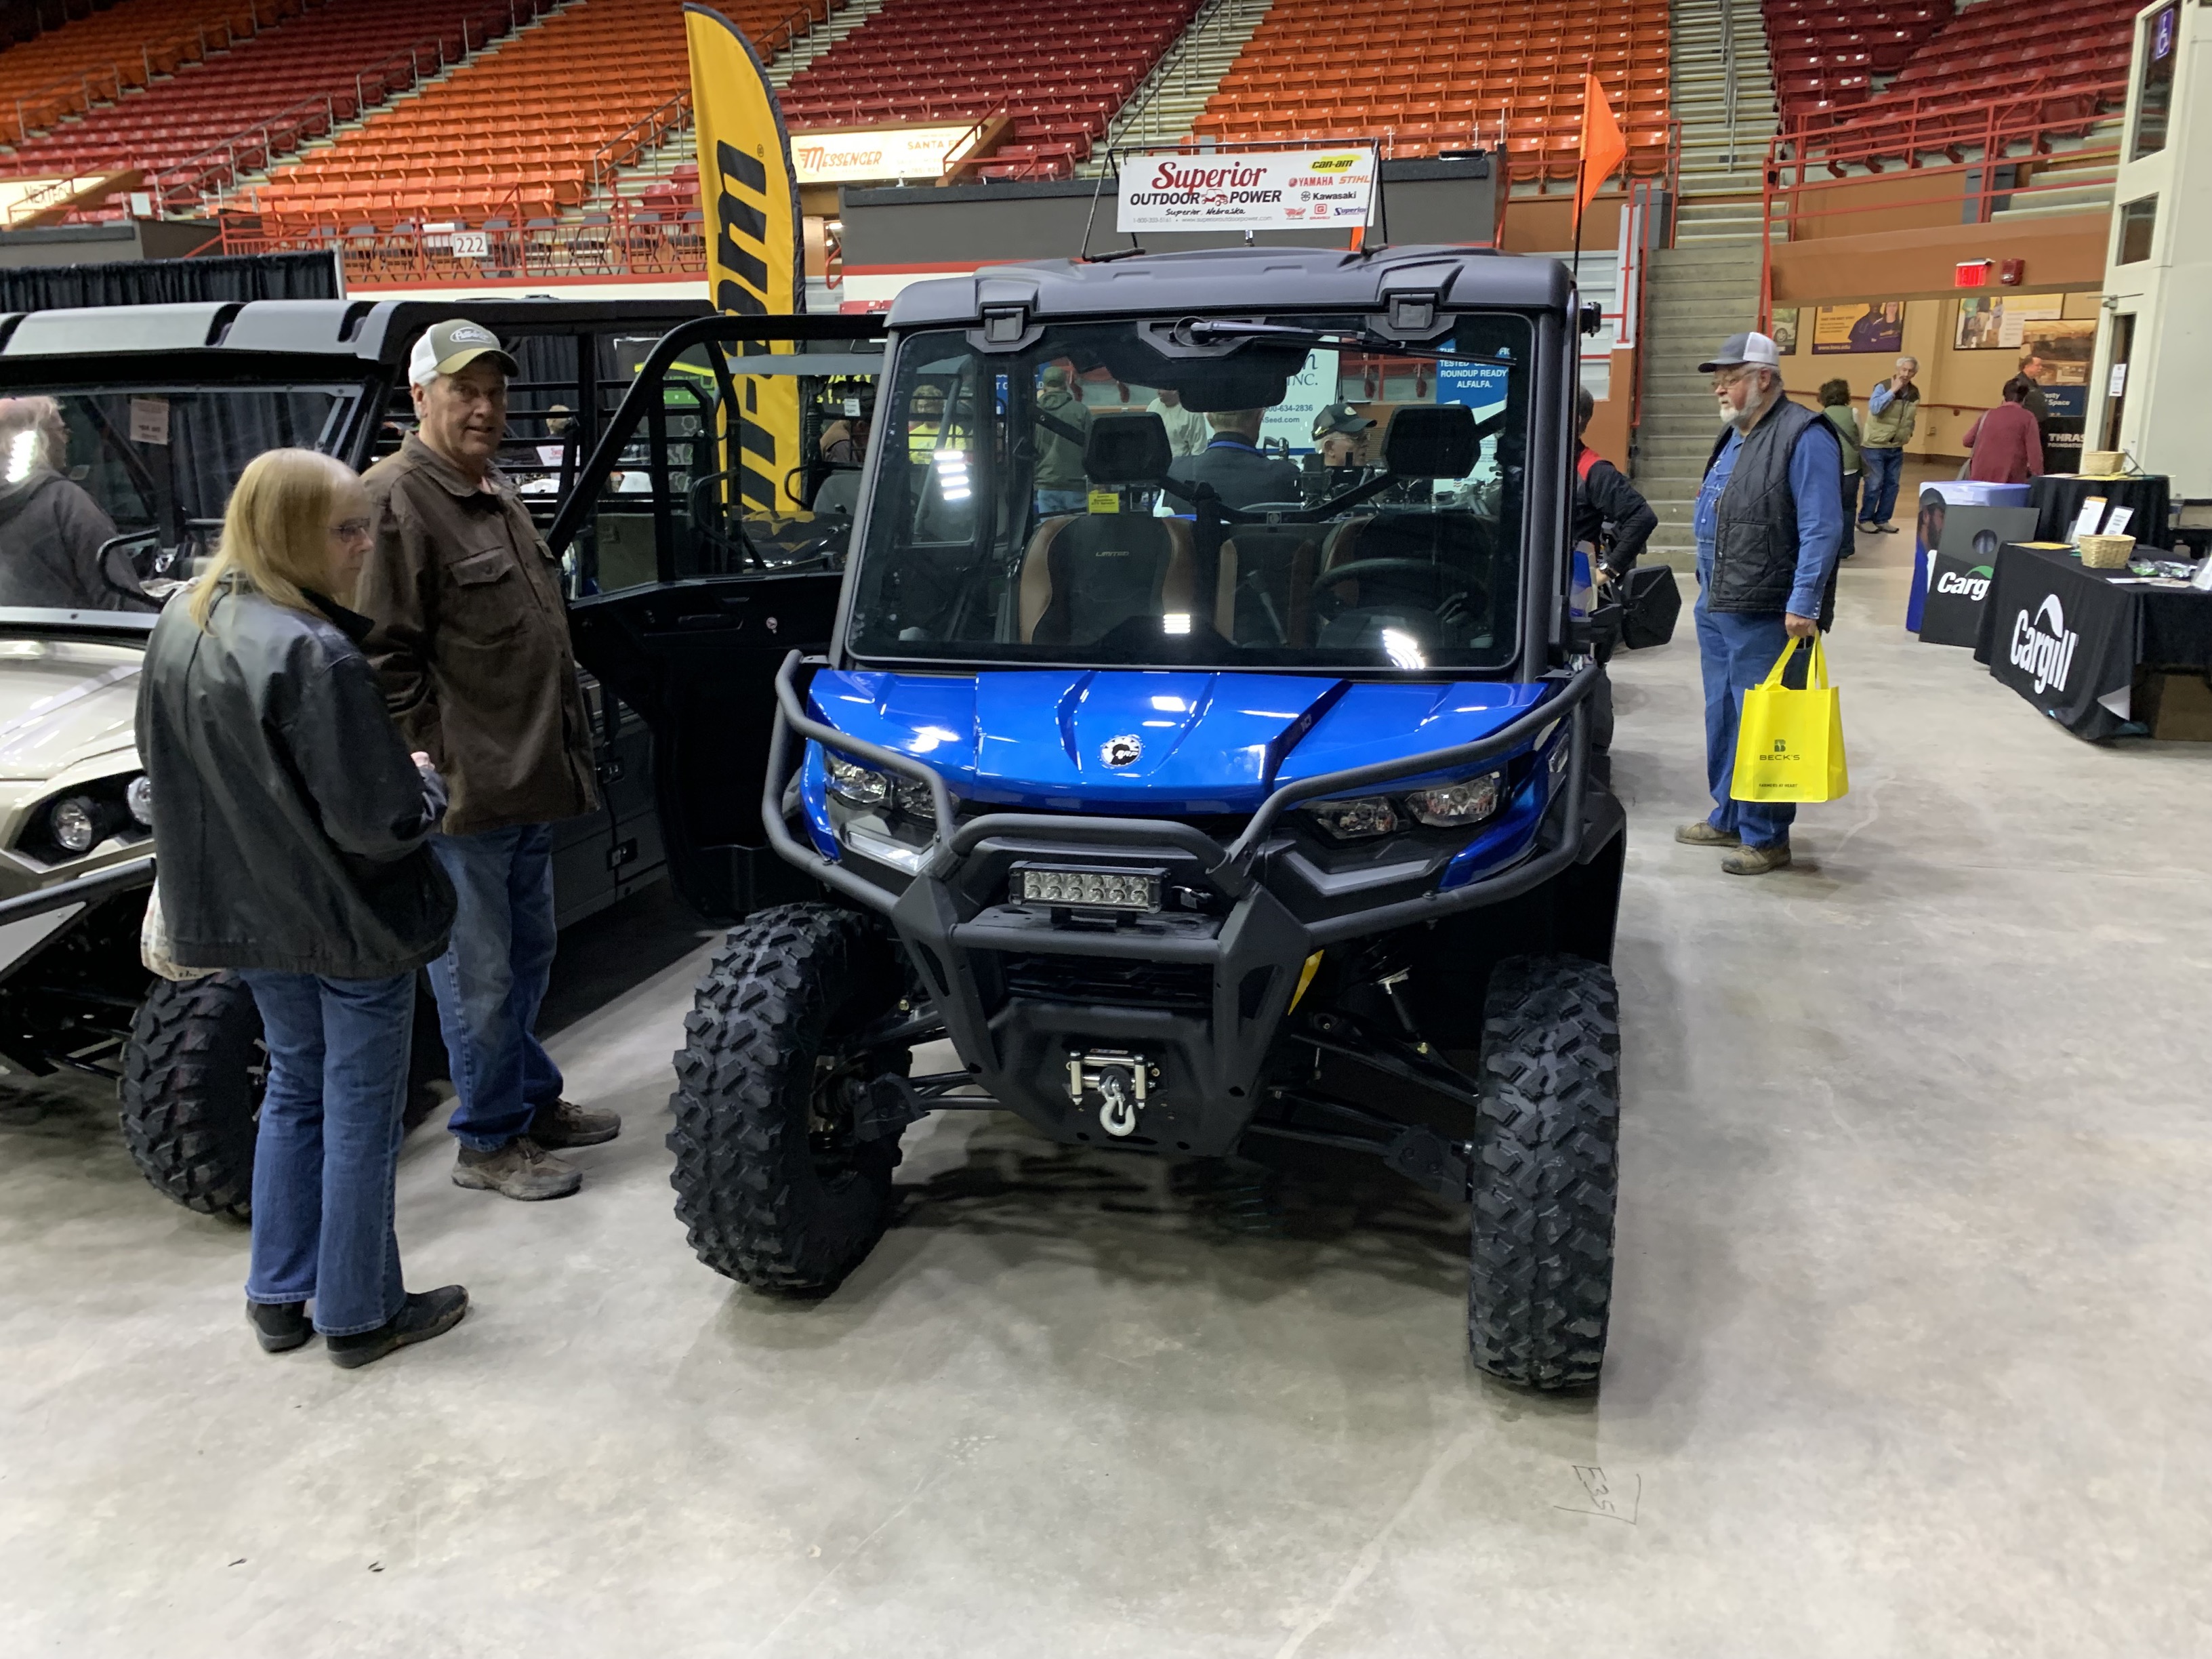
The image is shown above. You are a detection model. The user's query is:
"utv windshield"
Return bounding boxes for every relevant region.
[844,314,1532,672]
[0,384,359,583]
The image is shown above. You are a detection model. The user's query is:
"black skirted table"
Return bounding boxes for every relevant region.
[1974,542,2212,739]
[2030,473,2170,548]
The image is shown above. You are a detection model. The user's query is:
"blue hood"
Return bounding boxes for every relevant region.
[806,669,1553,813]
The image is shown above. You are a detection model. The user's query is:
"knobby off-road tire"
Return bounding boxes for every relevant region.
[668,903,908,1293]
[117,972,267,1219]
[1469,954,1621,1390]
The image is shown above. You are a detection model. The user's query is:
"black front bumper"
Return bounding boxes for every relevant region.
[761,655,1620,1154]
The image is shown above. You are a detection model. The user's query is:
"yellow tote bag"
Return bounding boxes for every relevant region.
[1731,636,1849,804]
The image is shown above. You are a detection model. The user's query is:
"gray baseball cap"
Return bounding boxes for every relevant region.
[1697,331,1781,374]
[407,319,519,387]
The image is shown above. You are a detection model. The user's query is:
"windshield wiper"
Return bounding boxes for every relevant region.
[1172,318,1516,369]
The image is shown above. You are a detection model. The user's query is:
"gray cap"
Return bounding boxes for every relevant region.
[1697,331,1781,374]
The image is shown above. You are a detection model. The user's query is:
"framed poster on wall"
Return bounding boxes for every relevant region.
[1811,301,1905,354]
[1770,308,1800,354]
[1954,295,2062,350]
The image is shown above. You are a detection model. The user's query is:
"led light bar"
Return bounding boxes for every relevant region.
[1014,865,1162,912]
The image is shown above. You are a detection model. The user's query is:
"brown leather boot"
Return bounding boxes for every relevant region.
[1675,821,1741,847]
[531,1098,621,1149]
[1722,842,1793,876]
[452,1137,581,1200]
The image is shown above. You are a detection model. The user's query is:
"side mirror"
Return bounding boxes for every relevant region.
[1380,403,1477,478]
[98,528,163,579]
[1084,411,1172,483]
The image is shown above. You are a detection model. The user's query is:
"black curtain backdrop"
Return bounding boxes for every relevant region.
[0,251,342,312]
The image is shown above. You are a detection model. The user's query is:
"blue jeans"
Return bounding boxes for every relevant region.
[429,824,563,1153]
[1860,447,1902,525]
[241,970,415,1336]
[1695,599,1797,849]
[1843,470,1861,530]
[1036,487,1087,517]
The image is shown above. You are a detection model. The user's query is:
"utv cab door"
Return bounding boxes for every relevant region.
[550,313,888,920]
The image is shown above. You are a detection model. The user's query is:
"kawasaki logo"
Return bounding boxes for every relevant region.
[1935,564,1994,602]
[2008,593,2078,695]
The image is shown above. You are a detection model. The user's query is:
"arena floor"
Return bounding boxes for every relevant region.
[3,518,2208,1658]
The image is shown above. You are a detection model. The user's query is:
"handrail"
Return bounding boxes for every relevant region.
[587,89,694,198]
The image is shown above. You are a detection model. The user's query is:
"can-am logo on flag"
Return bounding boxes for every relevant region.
[2008,593,2078,695]
[1118,148,1378,232]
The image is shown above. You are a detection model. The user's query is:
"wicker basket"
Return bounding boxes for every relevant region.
[2081,450,2125,474]
[2079,533,2135,569]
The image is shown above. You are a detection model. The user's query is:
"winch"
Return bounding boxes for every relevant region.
[1067,1048,1151,1137]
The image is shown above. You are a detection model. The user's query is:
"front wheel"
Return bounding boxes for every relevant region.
[667,903,910,1293]
[117,972,266,1218]
[1468,954,1621,1389]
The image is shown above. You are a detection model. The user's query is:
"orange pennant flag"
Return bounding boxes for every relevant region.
[1576,73,1626,223]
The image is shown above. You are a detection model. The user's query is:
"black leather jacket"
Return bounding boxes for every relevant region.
[138,583,455,978]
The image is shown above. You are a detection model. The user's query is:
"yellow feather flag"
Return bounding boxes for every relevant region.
[686,4,804,514]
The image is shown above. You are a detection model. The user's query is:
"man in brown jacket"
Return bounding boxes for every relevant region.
[354,320,618,1201]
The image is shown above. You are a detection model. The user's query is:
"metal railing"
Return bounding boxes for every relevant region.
[219,196,710,284]
[1107,0,1254,153]
[1759,92,2124,327]
[586,90,694,200]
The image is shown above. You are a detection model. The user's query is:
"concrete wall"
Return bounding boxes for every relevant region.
[1767,212,2110,304]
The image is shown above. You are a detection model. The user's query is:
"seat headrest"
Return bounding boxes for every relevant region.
[1085,412,1172,483]
[1381,403,1477,478]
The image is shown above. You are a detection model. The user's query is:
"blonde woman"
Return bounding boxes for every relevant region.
[137,449,464,1368]
[0,395,155,610]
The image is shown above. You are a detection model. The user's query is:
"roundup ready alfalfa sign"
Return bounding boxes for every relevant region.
[1117,148,1378,233]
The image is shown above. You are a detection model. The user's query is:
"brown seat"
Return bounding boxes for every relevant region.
[1219,525,1322,644]
[1018,512,1209,644]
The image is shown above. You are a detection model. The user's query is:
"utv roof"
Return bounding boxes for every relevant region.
[886,245,1574,329]
[0,295,710,369]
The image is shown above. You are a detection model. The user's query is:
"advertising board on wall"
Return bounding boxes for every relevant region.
[1811,301,1906,355]
[1117,148,1378,232]
[792,124,981,183]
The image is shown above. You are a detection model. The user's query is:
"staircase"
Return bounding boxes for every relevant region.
[1991,119,2124,223]
[1635,0,1780,558]
[1081,0,1273,167]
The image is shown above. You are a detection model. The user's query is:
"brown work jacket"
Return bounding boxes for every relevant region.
[355,434,598,837]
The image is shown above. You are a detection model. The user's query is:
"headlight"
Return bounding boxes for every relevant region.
[1404,772,1502,827]
[126,774,154,827]
[1303,795,1400,840]
[825,752,935,819]
[49,796,102,854]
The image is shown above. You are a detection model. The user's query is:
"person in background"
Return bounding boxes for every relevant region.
[1166,409,1305,510]
[1572,386,1656,583]
[1678,331,1845,878]
[518,404,571,497]
[2015,352,2052,434]
[1816,378,1862,543]
[1033,363,1092,517]
[1312,403,1374,468]
[0,396,156,611]
[1146,387,1209,457]
[139,448,463,1368]
[1858,355,1918,534]
[355,321,619,1204]
[1961,376,2045,485]
[907,383,947,461]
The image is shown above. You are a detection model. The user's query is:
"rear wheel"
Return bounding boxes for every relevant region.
[117,973,266,1219]
[1468,954,1620,1389]
[667,903,909,1292]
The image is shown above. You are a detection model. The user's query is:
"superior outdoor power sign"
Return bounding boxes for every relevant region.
[1118,148,1378,232]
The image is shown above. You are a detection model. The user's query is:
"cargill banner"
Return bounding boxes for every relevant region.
[684,3,803,512]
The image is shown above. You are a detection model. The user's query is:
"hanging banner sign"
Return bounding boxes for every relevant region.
[792,123,981,183]
[1118,148,1378,232]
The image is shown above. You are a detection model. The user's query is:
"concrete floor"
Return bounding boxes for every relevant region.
[3,521,2210,1658]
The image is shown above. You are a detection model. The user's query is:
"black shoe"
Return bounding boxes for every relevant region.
[248,1300,312,1353]
[327,1286,470,1370]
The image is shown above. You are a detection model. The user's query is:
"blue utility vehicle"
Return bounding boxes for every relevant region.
[562,248,1631,1387]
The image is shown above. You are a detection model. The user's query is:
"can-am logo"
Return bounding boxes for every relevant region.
[2008,593,2078,695]
[1935,564,1993,602]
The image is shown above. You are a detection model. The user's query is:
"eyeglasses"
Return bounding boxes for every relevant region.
[1708,367,1753,388]
[327,517,373,539]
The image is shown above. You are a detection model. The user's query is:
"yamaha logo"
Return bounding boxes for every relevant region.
[2008,593,2079,695]
[1101,735,1143,768]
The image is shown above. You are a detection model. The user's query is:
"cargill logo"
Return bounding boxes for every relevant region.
[1935,563,1994,602]
[2008,593,2078,695]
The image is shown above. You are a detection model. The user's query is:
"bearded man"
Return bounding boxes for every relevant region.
[1675,331,1845,876]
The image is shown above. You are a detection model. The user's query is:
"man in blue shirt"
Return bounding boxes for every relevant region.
[1677,331,1846,875]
